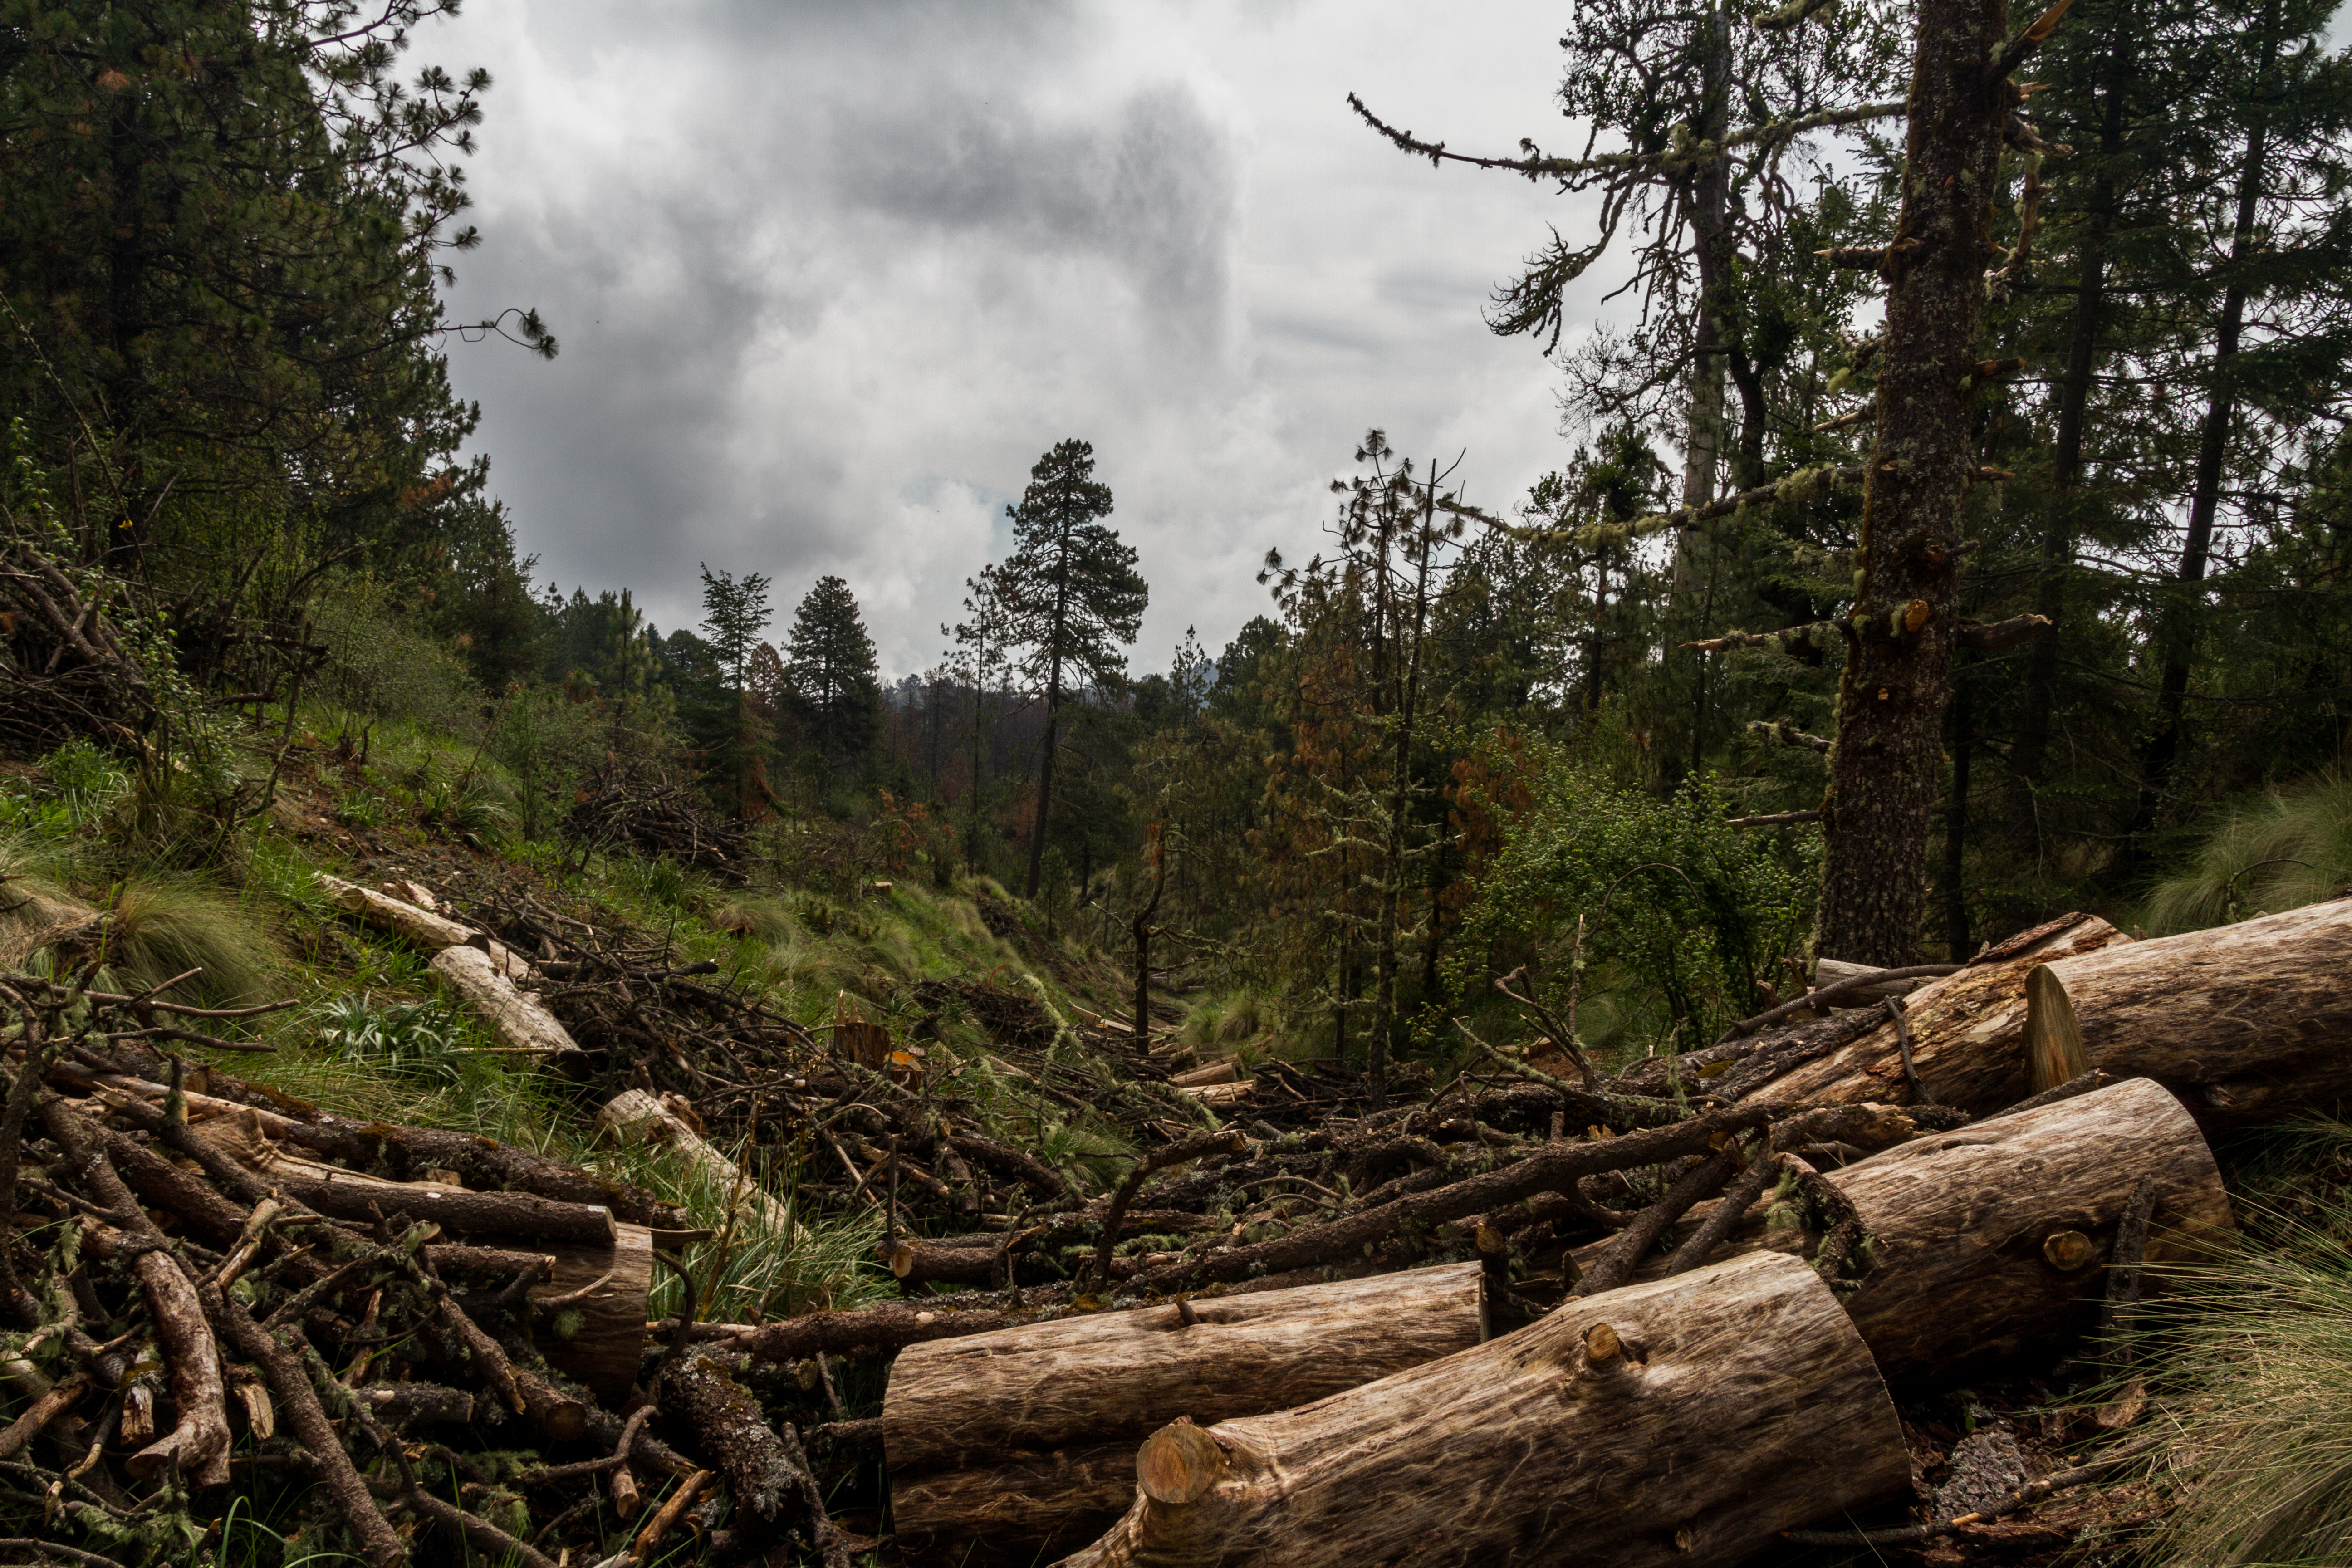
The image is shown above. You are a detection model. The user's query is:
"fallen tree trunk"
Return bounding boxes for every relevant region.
[1568,1076,2234,1380]
[1061,1250,1906,1568]
[430,945,585,1063]
[1749,902,2352,1125]
[1831,1075,2234,1377]
[888,1262,1486,1557]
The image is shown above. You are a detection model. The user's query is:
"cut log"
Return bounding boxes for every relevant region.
[429,945,582,1063]
[1168,1058,1239,1088]
[889,1262,1486,1559]
[1754,901,2352,1125]
[1749,912,2127,1110]
[535,1223,657,1404]
[1059,1250,1906,1568]
[1833,1076,2233,1377]
[597,1090,795,1241]
[318,874,534,976]
[1576,1076,2234,1381]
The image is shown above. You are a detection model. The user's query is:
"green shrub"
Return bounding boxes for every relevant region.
[1446,752,1816,1056]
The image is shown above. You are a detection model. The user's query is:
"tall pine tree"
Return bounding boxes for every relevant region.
[997,440,1149,900]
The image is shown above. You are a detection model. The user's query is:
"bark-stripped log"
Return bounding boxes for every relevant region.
[1571,1077,2234,1380]
[1059,1250,1906,1568]
[597,1090,794,1240]
[1754,902,2352,1125]
[318,874,534,976]
[888,1263,1486,1557]
[429,945,583,1063]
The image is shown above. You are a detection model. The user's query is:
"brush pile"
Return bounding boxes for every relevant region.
[564,761,749,882]
[9,879,2352,1567]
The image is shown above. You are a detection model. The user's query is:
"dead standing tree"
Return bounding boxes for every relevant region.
[1354,0,2078,965]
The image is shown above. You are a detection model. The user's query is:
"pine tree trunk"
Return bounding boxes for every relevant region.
[2137,17,2275,833]
[1371,487,1436,1104]
[2009,32,2128,847]
[1813,0,2013,965]
[1943,662,1975,957]
[1025,664,1063,900]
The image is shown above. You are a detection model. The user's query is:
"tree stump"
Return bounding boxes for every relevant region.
[1058,1250,1906,1568]
[887,1262,1486,1558]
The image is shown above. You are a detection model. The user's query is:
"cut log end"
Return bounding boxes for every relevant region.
[1136,1420,1225,1506]
[2025,964,2089,1093]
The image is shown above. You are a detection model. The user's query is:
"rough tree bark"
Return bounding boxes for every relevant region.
[1059,1251,1906,1568]
[1814,0,2020,965]
[1581,1078,2229,1375]
[887,1263,1485,1557]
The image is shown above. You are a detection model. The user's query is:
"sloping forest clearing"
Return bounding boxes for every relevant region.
[10,1,2352,1567]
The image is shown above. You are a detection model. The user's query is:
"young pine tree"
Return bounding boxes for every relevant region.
[784,574,882,783]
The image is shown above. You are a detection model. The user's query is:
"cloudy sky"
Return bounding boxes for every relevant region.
[428,0,1613,676]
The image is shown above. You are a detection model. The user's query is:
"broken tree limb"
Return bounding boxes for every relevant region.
[887,1262,1486,1557]
[1130,1099,1916,1293]
[1060,1250,1906,1568]
[428,945,582,1063]
[660,1351,849,1565]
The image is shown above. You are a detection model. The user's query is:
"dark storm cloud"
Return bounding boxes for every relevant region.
[830,82,1238,336]
[429,1,1583,669]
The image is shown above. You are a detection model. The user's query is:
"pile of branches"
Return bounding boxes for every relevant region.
[0,966,905,1568]
[471,888,821,1144]
[564,760,747,882]
[0,521,154,756]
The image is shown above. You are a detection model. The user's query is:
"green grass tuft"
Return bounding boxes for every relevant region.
[2141,1193,2352,1566]
[2142,772,2352,934]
